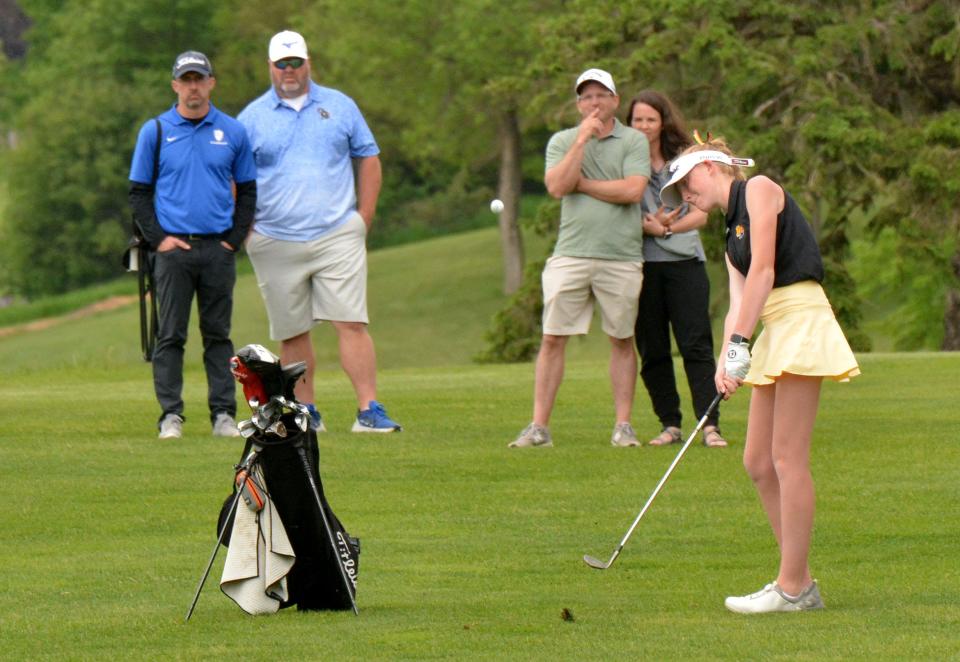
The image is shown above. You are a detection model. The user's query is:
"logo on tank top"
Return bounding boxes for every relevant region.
[735,224,745,240]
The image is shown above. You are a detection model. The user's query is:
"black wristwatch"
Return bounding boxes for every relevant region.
[663,229,673,238]
[730,334,749,345]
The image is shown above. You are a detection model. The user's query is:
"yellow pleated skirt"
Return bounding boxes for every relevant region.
[745,281,861,386]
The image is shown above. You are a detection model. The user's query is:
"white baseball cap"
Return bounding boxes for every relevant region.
[660,150,756,207]
[269,30,309,62]
[575,68,616,95]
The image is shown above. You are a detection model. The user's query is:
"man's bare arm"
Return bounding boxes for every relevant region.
[576,175,648,204]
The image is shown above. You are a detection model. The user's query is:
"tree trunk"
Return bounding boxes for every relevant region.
[943,251,960,350]
[497,110,524,295]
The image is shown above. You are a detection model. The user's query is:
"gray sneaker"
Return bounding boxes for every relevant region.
[508,423,552,448]
[158,414,184,439]
[611,422,640,447]
[724,580,825,614]
[212,413,241,437]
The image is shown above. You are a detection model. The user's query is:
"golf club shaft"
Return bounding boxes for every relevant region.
[594,393,723,568]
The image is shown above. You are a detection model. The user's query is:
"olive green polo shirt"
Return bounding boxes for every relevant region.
[545,119,650,261]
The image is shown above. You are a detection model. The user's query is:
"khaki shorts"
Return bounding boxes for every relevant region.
[246,212,369,341]
[541,255,643,339]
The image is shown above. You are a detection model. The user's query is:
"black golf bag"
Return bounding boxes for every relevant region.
[218,424,360,612]
[217,344,360,613]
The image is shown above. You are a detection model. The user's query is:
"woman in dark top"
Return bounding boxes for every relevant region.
[661,138,860,614]
[625,90,726,448]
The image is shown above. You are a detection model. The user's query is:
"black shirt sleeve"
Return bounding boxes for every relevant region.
[128,181,166,250]
[225,180,257,251]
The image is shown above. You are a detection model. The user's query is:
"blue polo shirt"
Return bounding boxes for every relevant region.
[238,82,379,241]
[129,103,256,235]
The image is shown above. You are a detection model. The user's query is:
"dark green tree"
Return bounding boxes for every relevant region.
[0,0,217,296]
[295,0,563,293]
[480,0,960,359]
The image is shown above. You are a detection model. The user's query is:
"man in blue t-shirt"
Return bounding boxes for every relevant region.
[238,30,401,433]
[129,50,257,440]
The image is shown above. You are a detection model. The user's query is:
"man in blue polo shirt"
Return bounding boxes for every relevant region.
[129,50,257,439]
[238,30,401,433]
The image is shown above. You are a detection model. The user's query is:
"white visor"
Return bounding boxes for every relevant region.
[660,150,755,208]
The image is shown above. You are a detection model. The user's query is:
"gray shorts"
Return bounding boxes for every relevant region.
[246,213,369,341]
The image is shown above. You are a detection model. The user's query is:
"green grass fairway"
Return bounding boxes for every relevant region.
[1,229,958,659]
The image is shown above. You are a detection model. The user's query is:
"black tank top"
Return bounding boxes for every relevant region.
[725,179,824,287]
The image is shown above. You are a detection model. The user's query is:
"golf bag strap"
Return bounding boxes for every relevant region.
[138,267,148,360]
[138,263,158,362]
[152,118,161,184]
[138,119,161,362]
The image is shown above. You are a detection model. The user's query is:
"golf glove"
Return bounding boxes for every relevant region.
[725,339,751,380]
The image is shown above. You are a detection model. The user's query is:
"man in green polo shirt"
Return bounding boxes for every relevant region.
[509,68,650,449]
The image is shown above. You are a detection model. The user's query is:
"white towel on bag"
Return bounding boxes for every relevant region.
[220,466,295,614]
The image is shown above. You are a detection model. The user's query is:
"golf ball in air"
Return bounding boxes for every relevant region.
[490,199,504,213]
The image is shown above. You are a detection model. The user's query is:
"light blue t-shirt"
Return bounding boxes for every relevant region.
[129,104,256,235]
[238,82,379,241]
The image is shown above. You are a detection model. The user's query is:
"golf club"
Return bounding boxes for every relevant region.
[583,392,723,570]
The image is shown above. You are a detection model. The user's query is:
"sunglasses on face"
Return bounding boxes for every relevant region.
[274,58,305,70]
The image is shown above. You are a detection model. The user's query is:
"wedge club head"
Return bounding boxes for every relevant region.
[583,554,611,570]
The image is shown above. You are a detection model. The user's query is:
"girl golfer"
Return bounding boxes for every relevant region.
[660,138,859,614]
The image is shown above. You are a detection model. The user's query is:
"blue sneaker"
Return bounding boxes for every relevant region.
[351,400,402,433]
[305,404,327,432]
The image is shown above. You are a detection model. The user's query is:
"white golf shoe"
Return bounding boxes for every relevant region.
[610,422,640,447]
[724,580,824,614]
[158,414,184,439]
[212,413,241,437]
[508,423,552,448]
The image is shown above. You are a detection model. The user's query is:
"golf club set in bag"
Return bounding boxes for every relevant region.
[185,344,360,621]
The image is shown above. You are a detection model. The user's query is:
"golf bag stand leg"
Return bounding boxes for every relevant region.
[184,445,261,621]
[293,437,359,615]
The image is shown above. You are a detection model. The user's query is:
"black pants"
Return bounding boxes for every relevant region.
[152,239,237,425]
[635,259,719,430]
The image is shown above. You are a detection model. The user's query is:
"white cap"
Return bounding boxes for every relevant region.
[660,150,755,207]
[575,68,616,95]
[269,30,309,62]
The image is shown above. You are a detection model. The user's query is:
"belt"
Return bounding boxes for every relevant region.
[172,233,225,241]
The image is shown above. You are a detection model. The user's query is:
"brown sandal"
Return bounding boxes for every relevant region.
[648,426,681,446]
[703,426,728,448]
